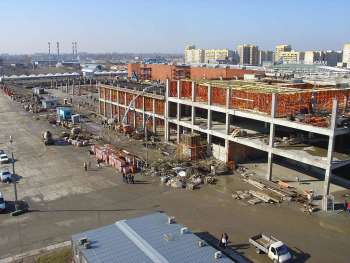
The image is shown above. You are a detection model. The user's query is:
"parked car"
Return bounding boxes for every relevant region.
[0,170,12,183]
[0,153,9,164]
[0,192,5,212]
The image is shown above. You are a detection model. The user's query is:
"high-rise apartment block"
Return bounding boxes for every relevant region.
[184,45,232,64]
[259,50,274,65]
[237,44,259,65]
[184,45,205,64]
[342,43,350,68]
[275,44,292,63]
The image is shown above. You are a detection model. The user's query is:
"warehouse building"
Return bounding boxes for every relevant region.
[71,212,235,263]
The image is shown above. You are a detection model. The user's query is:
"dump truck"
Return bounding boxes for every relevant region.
[42,131,54,145]
[249,233,292,263]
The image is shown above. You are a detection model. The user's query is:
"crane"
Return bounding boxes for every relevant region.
[120,84,160,124]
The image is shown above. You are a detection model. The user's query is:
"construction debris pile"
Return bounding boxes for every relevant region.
[91,144,143,174]
[144,158,229,190]
[233,166,317,212]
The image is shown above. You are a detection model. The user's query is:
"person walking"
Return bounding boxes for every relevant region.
[83,161,87,172]
[219,233,229,249]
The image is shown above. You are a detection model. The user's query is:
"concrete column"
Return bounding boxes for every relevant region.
[207,110,212,130]
[66,81,68,93]
[266,93,277,181]
[103,85,107,117]
[177,125,181,143]
[78,81,81,96]
[191,81,196,129]
[177,80,181,99]
[133,95,136,128]
[110,89,113,119]
[207,133,212,144]
[116,90,120,122]
[142,97,146,129]
[152,99,156,134]
[226,88,232,134]
[191,81,196,102]
[51,80,53,89]
[323,99,338,199]
[224,139,230,163]
[164,79,170,142]
[207,85,212,105]
[72,79,75,95]
[55,81,57,89]
[98,84,101,115]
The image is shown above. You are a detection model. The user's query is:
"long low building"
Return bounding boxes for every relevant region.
[71,212,235,263]
[128,63,262,81]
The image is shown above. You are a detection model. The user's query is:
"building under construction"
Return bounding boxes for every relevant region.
[99,78,350,198]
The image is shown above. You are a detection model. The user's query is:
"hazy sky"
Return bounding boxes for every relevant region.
[0,0,349,54]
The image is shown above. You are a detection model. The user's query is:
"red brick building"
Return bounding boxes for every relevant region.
[128,63,263,81]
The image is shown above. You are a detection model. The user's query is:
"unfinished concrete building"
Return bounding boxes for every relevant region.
[99,79,350,203]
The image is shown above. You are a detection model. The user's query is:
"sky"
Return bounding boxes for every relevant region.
[0,0,349,54]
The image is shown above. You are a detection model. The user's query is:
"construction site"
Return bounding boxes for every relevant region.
[1,63,350,263]
[98,75,350,210]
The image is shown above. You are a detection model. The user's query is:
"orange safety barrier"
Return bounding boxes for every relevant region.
[144,97,153,111]
[169,81,177,97]
[135,96,143,109]
[111,90,118,102]
[196,84,208,102]
[155,99,165,115]
[119,91,125,105]
[100,87,105,99]
[126,94,133,106]
[211,86,226,106]
[180,81,192,99]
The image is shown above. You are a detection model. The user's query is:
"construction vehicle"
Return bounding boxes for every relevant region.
[42,131,54,145]
[249,233,292,263]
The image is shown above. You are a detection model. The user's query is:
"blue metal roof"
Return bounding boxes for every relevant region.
[72,212,234,263]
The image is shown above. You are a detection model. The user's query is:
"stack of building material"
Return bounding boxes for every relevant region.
[176,133,206,161]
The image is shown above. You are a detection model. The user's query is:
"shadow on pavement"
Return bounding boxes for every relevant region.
[290,247,311,263]
[28,208,135,213]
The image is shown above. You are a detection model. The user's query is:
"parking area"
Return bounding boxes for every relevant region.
[1,93,350,263]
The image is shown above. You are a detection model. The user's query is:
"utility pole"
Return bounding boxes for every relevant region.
[12,152,18,203]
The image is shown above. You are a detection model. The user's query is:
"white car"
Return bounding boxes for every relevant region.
[0,192,5,212]
[0,170,12,183]
[0,154,9,164]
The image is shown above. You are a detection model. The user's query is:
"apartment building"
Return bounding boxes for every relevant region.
[204,49,232,63]
[343,43,350,68]
[237,44,259,65]
[184,45,205,64]
[259,50,274,65]
[280,51,304,64]
[275,44,292,63]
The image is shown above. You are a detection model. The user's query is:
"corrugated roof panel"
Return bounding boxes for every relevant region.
[72,213,234,263]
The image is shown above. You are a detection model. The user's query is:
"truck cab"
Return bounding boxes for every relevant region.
[268,241,291,263]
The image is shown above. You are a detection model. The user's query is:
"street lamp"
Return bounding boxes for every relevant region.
[9,136,18,209]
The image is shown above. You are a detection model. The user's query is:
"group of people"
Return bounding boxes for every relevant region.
[122,173,135,184]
